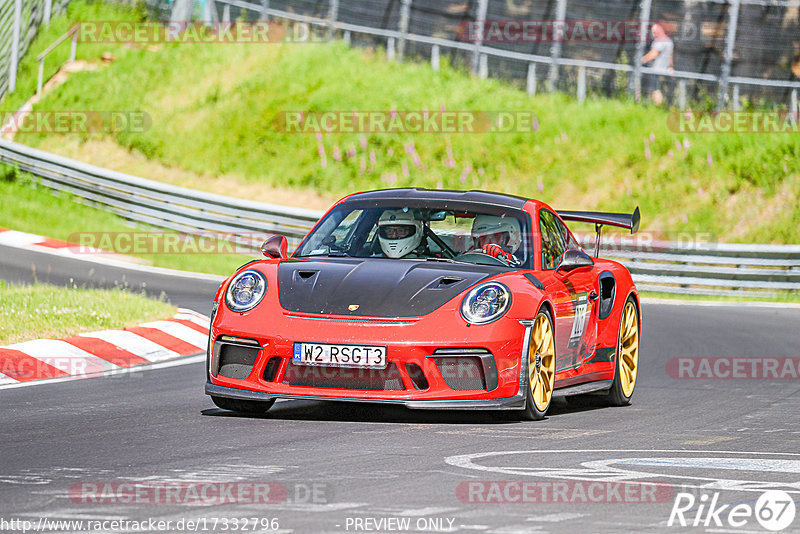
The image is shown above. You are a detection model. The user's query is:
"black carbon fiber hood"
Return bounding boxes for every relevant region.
[278,258,499,317]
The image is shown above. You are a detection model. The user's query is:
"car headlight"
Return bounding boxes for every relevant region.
[225,270,267,312]
[461,282,511,325]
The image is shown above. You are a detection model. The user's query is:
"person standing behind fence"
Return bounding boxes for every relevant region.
[641,21,674,105]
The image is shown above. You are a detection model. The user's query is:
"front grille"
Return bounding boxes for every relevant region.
[283,362,405,390]
[217,344,259,379]
[433,356,487,391]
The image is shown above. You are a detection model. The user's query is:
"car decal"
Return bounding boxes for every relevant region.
[585,346,616,364]
[567,292,590,349]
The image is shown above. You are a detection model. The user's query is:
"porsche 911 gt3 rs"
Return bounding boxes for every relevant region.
[205,188,641,420]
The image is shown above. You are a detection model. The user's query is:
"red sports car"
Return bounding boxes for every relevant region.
[205,189,641,420]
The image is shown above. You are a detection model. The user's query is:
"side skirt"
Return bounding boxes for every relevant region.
[554,379,613,397]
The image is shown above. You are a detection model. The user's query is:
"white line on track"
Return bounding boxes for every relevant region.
[0,354,205,391]
[0,238,225,282]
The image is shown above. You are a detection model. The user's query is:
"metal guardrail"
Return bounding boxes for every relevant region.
[0,138,322,248]
[0,138,798,298]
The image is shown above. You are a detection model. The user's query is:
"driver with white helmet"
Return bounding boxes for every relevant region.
[377,209,424,258]
[471,214,522,266]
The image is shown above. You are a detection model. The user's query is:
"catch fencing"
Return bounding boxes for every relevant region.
[186,0,800,112]
[1,0,68,100]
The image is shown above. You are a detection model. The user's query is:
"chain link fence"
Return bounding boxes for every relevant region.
[0,0,69,100]
[4,0,800,110]
[186,0,800,111]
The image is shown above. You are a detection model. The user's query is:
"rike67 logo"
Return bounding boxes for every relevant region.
[668,490,796,531]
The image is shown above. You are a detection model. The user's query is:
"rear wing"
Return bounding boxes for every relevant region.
[557,207,640,234]
[557,207,641,257]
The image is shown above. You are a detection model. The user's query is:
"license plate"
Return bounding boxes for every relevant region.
[293,342,387,369]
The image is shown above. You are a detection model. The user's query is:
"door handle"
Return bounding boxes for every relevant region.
[589,291,599,301]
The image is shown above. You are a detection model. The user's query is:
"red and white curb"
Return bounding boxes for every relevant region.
[0,308,210,388]
[0,227,142,263]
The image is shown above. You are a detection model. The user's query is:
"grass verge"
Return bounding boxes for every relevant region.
[0,164,254,274]
[0,280,177,345]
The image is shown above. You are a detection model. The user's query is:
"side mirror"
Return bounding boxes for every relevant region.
[261,235,288,259]
[556,249,594,272]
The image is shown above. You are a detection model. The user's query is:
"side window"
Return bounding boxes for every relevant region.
[539,209,567,270]
[330,210,363,246]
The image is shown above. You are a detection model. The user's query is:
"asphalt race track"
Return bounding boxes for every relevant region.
[2,244,799,533]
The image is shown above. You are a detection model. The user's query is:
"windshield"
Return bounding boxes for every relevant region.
[294,201,532,269]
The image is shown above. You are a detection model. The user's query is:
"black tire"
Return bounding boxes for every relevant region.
[517,306,556,421]
[211,395,275,414]
[603,295,640,407]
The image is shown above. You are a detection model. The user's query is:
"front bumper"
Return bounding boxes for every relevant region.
[205,380,527,410]
[205,308,536,409]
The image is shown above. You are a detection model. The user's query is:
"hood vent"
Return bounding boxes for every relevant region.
[295,270,318,282]
[429,276,464,289]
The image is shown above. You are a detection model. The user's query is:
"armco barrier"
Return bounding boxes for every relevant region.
[1,138,798,298]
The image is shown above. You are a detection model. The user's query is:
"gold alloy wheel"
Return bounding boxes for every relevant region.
[529,312,556,412]
[618,300,640,397]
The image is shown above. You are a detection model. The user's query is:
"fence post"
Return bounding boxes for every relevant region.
[260,0,269,21]
[479,54,488,78]
[577,66,586,104]
[471,0,488,74]
[327,0,339,40]
[527,63,537,96]
[732,83,740,111]
[70,30,77,62]
[222,4,230,24]
[8,0,21,94]
[717,0,740,110]
[791,89,798,124]
[204,0,218,23]
[678,79,687,109]
[632,0,652,100]
[387,37,396,61]
[44,0,52,25]
[548,0,567,91]
[344,30,351,45]
[37,59,44,95]
[397,0,412,62]
[431,44,440,72]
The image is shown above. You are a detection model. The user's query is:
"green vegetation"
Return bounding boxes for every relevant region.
[0,280,176,344]
[0,0,146,114]
[0,165,254,274]
[641,290,800,304]
[8,0,798,243]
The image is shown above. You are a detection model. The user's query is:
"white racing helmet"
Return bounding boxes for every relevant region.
[377,209,424,258]
[472,214,522,253]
